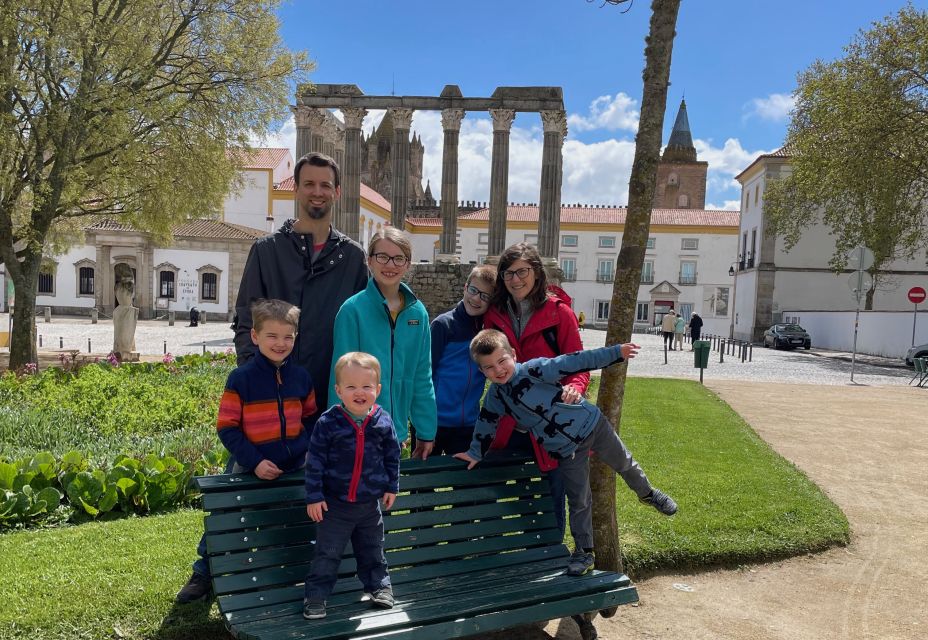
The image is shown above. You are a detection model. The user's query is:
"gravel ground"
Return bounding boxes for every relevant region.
[2,314,913,386]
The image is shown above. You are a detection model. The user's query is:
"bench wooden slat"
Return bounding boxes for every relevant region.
[209,509,557,576]
[224,554,573,625]
[237,572,632,640]
[217,545,567,615]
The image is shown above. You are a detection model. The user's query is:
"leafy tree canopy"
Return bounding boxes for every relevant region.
[0,0,310,366]
[765,5,928,281]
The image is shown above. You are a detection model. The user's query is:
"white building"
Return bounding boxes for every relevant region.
[733,148,928,349]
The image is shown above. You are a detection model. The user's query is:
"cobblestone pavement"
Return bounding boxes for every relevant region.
[1,314,913,386]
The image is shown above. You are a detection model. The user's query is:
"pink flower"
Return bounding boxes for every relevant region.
[162,352,175,364]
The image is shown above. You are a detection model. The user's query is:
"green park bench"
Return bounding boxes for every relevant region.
[194,455,639,640]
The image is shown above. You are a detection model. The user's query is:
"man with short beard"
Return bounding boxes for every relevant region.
[176,152,369,604]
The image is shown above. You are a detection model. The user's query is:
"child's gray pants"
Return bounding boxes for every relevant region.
[558,415,653,550]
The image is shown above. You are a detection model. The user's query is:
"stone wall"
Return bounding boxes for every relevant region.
[406,262,475,319]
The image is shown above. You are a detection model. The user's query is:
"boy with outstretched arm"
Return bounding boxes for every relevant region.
[176,299,317,603]
[454,329,677,577]
[303,352,401,620]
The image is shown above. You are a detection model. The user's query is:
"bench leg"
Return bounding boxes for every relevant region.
[571,613,598,640]
[599,604,620,618]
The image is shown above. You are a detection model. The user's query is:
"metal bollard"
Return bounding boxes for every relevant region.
[202,341,206,354]
[88,338,91,353]
[163,340,167,354]
[59,336,63,349]
[719,340,725,363]
[39,335,43,347]
[741,341,747,363]
[749,342,753,362]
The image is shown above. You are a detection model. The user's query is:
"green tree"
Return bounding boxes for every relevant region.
[765,5,928,309]
[591,0,682,582]
[0,0,310,367]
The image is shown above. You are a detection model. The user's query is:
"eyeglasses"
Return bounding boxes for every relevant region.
[466,284,492,302]
[501,266,533,281]
[371,252,409,267]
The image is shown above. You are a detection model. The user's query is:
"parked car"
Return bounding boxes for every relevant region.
[903,342,928,366]
[763,323,812,350]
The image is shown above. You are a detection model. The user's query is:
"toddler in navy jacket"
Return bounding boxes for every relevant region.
[303,352,401,620]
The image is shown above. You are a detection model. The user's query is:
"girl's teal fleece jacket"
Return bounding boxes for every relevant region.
[329,278,437,443]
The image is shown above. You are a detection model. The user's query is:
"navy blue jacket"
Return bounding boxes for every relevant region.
[430,301,485,429]
[305,404,401,504]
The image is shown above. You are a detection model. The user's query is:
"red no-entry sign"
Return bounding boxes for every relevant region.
[909,286,927,304]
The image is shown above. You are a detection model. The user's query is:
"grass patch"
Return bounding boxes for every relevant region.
[589,377,850,575]
[0,377,849,639]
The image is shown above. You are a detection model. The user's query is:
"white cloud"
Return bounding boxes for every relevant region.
[744,92,795,122]
[705,200,742,211]
[567,93,640,132]
[249,116,297,158]
[254,111,776,209]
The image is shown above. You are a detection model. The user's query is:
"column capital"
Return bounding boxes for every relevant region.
[292,106,327,129]
[490,108,516,132]
[441,108,466,131]
[541,110,568,137]
[341,107,368,130]
[389,107,414,130]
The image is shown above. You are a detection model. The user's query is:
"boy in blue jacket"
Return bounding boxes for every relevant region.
[303,352,401,620]
[455,330,677,578]
[430,265,496,455]
[177,299,316,603]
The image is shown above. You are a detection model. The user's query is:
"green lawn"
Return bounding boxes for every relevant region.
[0,377,849,639]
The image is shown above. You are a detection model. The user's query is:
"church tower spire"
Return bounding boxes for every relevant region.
[653,98,708,209]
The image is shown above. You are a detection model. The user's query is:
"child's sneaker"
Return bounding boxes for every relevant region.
[641,488,677,515]
[566,550,595,576]
[366,587,395,609]
[303,600,326,619]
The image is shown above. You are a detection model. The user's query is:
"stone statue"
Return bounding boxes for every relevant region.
[112,263,138,358]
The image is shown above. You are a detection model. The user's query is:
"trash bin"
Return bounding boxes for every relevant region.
[693,340,711,369]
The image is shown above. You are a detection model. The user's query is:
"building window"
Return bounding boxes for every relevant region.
[749,228,757,268]
[636,302,650,322]
[78,267,94,295]
[561,234,578,248]
[646,237,656,250]
[524,233,538,245]
[681,238,699,251]
[641,261,654,284]
[561,258,577,282]
[477,233,488,245]
[598,236,616,249]
[596,259,614,283]
[678,194,689,208]
[38,270,55,295]
[679,261,697,285]
[754,185,759,205]
[705,286,730,317]
[159,271,175,299]
[201,273,218,301]
[667,172,678,186]
[595,300,610,322]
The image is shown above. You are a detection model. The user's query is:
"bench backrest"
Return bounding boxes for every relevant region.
[195,456,560,615]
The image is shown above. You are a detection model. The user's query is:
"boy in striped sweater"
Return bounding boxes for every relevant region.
[176,298,317,603]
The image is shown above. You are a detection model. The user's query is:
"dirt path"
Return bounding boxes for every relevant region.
[508,381,928,640]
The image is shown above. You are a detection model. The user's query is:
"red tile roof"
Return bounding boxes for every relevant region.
[407,205,739,227]
[87,218,265,240]
[276,176,295,191]
[230,147,290,170]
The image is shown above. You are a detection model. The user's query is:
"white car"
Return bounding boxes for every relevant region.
[903,342,928,366]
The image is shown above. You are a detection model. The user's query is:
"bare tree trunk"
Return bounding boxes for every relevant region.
[7,250,39,367]
[591,0,682,577]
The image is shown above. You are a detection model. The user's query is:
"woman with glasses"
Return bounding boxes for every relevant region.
[483,242,587,537]
[329,227,437,460]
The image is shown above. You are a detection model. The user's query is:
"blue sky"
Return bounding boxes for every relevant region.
[258,0,924,210]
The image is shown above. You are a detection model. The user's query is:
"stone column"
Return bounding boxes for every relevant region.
[333,127,346,234]
[487,109,515,262]
[292,106,322,158]
[538,110,567,260]
[389,108,414,229]
[95,244,111,311]
[322,118,337,159]
[437,109,465,262]
[341,107,367,242]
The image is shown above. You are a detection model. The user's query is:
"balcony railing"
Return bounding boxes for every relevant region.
[640,276,654,285]
[596,272,614,283]
[678,274,697,285]
[562,272,577,282]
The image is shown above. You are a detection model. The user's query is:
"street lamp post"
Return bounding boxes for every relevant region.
[728,258,739,340]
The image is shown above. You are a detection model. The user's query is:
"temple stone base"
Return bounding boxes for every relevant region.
[406,262,475,319]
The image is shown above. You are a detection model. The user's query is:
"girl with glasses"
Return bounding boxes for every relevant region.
[329,227,437,460]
